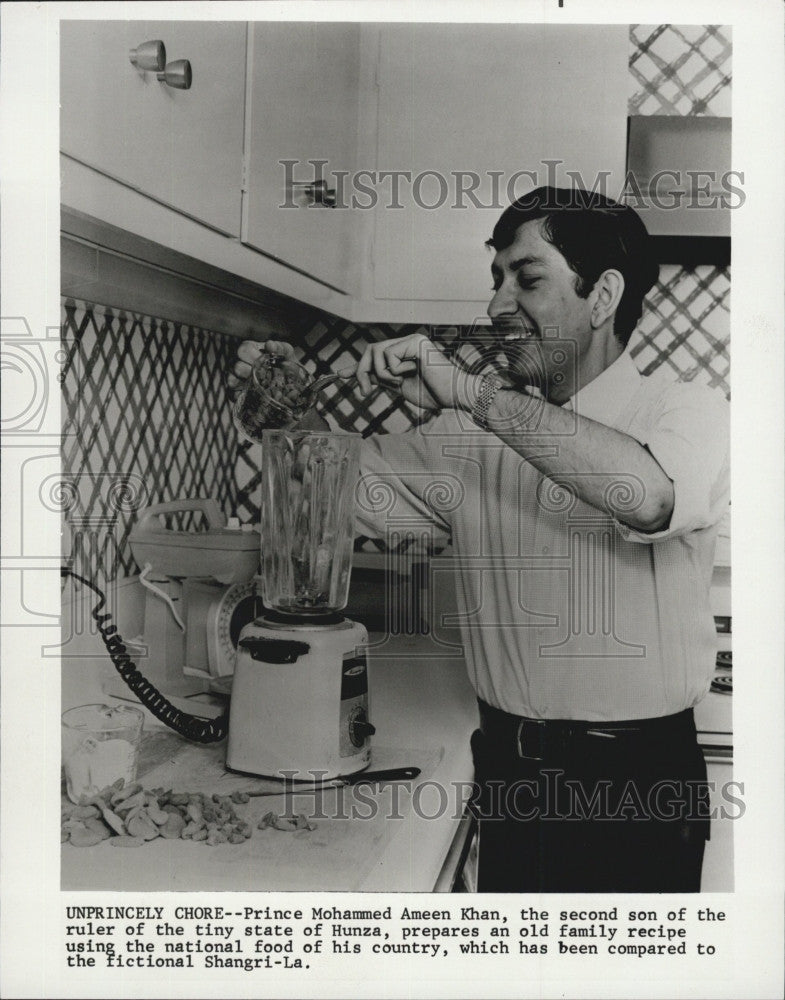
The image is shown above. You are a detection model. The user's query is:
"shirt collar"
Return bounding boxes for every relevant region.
[564,350,641,427]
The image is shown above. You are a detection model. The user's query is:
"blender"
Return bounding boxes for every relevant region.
[227,430,375,779]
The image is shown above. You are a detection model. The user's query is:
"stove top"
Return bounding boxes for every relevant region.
[695,650,733,760]
[710,650,732,695]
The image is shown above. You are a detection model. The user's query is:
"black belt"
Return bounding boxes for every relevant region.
[478,699,697,761]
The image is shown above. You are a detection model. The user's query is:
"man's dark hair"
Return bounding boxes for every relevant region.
[486,186,659,347]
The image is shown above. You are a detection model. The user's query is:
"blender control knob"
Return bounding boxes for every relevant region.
[349,710,376,746]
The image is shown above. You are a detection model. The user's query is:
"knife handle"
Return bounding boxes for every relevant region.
[351,766,421,784]
[243,766,422,798]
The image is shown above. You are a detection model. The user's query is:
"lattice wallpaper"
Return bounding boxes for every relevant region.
[61,300,241,582]
[629,24,732,116]
[629,265,729,392]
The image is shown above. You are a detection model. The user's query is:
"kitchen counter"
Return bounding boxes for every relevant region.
[61,624,479,893]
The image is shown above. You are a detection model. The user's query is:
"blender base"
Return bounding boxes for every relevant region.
[226,614,373,780]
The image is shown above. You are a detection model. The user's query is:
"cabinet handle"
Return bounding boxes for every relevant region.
[129,43,192,90]
[157,59,193,91]
[129,40,166,72]
[290,180,337,208]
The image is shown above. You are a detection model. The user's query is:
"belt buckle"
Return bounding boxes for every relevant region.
[516,719,545,761]
[585,728,619,741]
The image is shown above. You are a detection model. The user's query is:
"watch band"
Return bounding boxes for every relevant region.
[471,373,505,430]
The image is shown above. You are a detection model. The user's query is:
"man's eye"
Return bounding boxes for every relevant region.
[517,276,539,289]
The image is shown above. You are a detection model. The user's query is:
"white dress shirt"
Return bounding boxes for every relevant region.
[355,350,730,721]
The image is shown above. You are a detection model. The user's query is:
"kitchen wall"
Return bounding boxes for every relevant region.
[62,23,731,578]
[625,23,731,394]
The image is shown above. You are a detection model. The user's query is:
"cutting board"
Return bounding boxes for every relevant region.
[62,727,443,891]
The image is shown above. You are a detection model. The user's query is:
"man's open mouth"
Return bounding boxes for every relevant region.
[488,320,540,343]
[502,330,539,342]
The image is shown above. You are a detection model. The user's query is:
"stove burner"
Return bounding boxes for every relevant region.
[709,651,732,694]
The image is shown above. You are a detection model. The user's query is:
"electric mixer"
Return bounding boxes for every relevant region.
[227,429,375,780]
[126,498,261,697]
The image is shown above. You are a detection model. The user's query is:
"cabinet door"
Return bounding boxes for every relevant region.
[371,24,630,304]
[60,20,246,235]
[242,22,359,292]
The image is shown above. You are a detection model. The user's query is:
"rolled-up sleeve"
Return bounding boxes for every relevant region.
[354,430,453,548]
[615,382,730,544]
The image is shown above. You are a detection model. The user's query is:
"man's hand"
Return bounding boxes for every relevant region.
[228,339,294,392]
[355,332,481,412]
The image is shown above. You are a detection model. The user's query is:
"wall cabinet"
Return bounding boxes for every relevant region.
[354,23,630,322]
[242,22,360,292]
[60,20,247,235]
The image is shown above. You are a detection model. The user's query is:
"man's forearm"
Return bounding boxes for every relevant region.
[484,388,675,532]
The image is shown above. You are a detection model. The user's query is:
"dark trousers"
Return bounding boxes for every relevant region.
[470,704,710,893]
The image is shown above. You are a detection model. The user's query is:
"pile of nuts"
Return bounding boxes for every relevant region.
[254,356,312,415]
[61,779,315,848]
[258,811,316,832]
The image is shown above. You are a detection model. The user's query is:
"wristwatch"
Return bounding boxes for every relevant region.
[470,372,505,430]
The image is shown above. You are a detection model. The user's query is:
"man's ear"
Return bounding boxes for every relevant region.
[590,269,625,329]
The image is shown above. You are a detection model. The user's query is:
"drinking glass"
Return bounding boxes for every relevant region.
[61,703,144,804]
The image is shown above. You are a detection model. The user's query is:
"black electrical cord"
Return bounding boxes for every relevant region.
[63,568,229,743]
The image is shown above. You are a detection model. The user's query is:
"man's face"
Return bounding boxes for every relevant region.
[487,219,595,399]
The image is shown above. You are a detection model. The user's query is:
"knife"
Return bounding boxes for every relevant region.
[243,766,421,797]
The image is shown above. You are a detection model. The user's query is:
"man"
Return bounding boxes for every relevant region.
[231,187,729,892]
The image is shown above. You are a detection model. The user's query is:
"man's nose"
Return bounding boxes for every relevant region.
[487,283,518,320]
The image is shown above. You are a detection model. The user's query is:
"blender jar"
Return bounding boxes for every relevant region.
[261,430,361,615]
